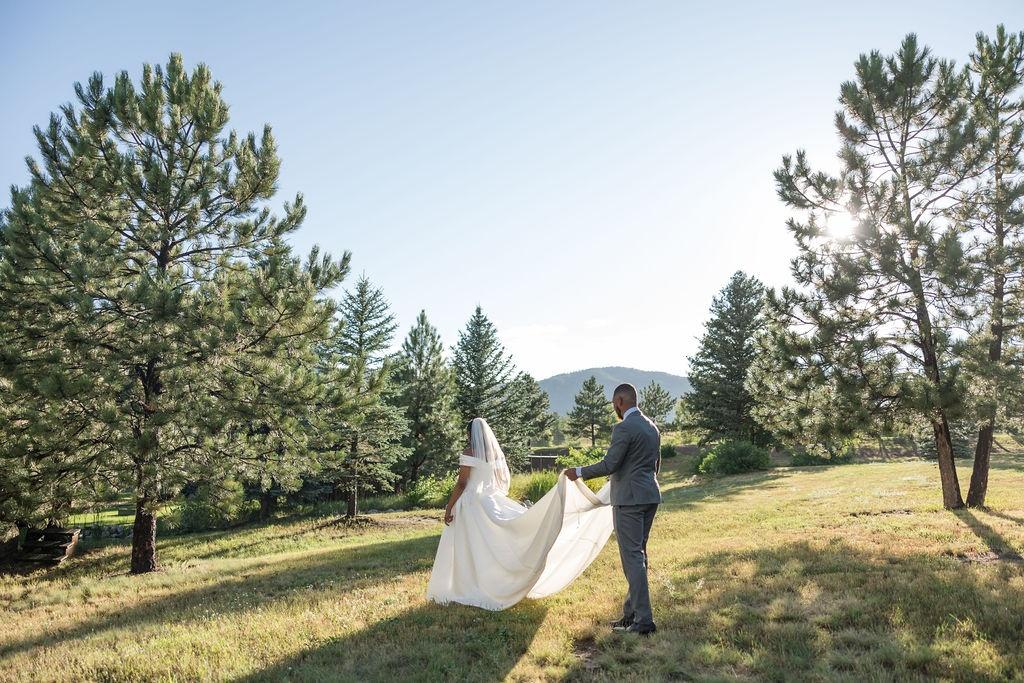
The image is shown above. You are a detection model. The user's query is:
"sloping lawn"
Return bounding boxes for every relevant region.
[2,455,1023,681]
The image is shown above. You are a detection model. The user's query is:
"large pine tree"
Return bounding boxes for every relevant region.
[0,55,347,572]
[772,34,984,508]
[567,375,613,446]
[392,311,461,487]
[451,306,531,468]
[317,276,406,517]
[507,372,558,448]
[960,26,1024,507]
[687,271,771,446]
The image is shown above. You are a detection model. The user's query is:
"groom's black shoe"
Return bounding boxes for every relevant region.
[624,623,657,636]
[610,616,634,630]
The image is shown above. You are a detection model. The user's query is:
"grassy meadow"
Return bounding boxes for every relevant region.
[2,452,1024,682]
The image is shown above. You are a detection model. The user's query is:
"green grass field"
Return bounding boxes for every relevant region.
[3,454,1023,682]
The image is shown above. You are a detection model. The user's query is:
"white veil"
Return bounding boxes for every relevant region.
[470,417,512,495]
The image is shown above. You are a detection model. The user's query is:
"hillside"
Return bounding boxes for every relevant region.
[539,366,691,414]
[3,455,1022,680]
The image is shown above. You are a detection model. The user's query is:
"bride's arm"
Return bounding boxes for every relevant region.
[444,465,472,525]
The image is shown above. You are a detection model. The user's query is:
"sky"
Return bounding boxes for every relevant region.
[2,2,1022,379]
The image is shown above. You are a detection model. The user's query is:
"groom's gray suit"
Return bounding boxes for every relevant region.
[579,407,661,629]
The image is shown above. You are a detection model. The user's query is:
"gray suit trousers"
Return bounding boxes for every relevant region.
[613,503,658,628]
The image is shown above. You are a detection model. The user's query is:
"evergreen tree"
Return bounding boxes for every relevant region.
[687,272,771,445]
[317,276,406,517]
[508,372,558,448]
[567,375,613,446]
[746,307,868,460]
[772,34,983,508]
[959,26,1024,507]
[392,311,461,487]
[452,306,515,422]
[0,55,346,572]
[638,380,674,429]
[451,306,530,467]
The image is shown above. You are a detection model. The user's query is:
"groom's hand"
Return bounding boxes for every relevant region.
[563,468,579,481]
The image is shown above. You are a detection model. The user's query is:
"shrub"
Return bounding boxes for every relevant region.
[698,440,771,475]
[509,470,560,504]
[178,479,255,531]
[556,446,604,469]
[405,473,457,509]
[660,444,678,459]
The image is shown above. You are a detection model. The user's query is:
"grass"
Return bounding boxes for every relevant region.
[3,455,1024,681]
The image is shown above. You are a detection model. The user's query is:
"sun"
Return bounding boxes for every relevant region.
[825,212,859,240]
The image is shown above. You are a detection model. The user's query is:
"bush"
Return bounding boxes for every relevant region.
[660,444,678,459]
[509,470,560,504]
[698,440,771,476]
[556,446,604,469]
[405,473,457,509]
[178,479,255,531]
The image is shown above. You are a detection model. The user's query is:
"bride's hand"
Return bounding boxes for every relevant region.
[444,509,455,525]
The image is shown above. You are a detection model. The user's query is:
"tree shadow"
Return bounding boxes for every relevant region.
[0,533,440,661]
[234,600,548,682]
[954,509,1023,559]
[662,470,788,512]
[561,540,1024,681]
[990,454,1024,473]
[984,508,1024,526]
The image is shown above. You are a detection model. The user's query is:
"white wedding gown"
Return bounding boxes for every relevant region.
[427,439,613,611]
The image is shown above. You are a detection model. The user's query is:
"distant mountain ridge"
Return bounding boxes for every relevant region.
[539,366,691,415]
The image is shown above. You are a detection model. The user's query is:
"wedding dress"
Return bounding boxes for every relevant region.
[426,418,613,610]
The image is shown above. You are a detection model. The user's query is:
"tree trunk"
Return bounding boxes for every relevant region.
[130,499,158,574]
[346,433,359,518]
[346,487,357,518]
[259,491,275,522]
[967,422,994,508]
[933,418,965,509]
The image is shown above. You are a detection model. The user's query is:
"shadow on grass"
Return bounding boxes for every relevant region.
[235,600,548,683]
[984,508,1024,526]
[990,454,1024,474]
[661,470,788,512]
[0,532,440,660]
[563,540,1024,681]
[954,509,1023,559]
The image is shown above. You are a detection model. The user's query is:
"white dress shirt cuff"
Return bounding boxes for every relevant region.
[575,466,583,478]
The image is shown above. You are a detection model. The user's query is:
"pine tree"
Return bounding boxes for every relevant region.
[392,311,461,487]
[507,372,558,449]
[451,306,530,467]
[746,306,868,460]
[567,376,613,446]
[0,55,347,572]
[959,26,1024,507]
[317,276,406,517]
[772,34,984,508]
[638,381,674,430]
[686,272,771,446]
[452,306,515,422]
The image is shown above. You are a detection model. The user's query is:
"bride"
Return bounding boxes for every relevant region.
[426,417,613,610]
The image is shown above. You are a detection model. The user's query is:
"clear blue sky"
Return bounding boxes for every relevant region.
[3,2,1021,378]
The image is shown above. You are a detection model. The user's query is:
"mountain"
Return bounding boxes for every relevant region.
[539,366,691,415]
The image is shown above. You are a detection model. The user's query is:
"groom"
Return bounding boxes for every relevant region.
[564,382,662,635]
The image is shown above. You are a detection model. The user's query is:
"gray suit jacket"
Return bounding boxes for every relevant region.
[580,409,662,506]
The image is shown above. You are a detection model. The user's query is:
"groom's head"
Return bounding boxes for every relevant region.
[612,383,637,420]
